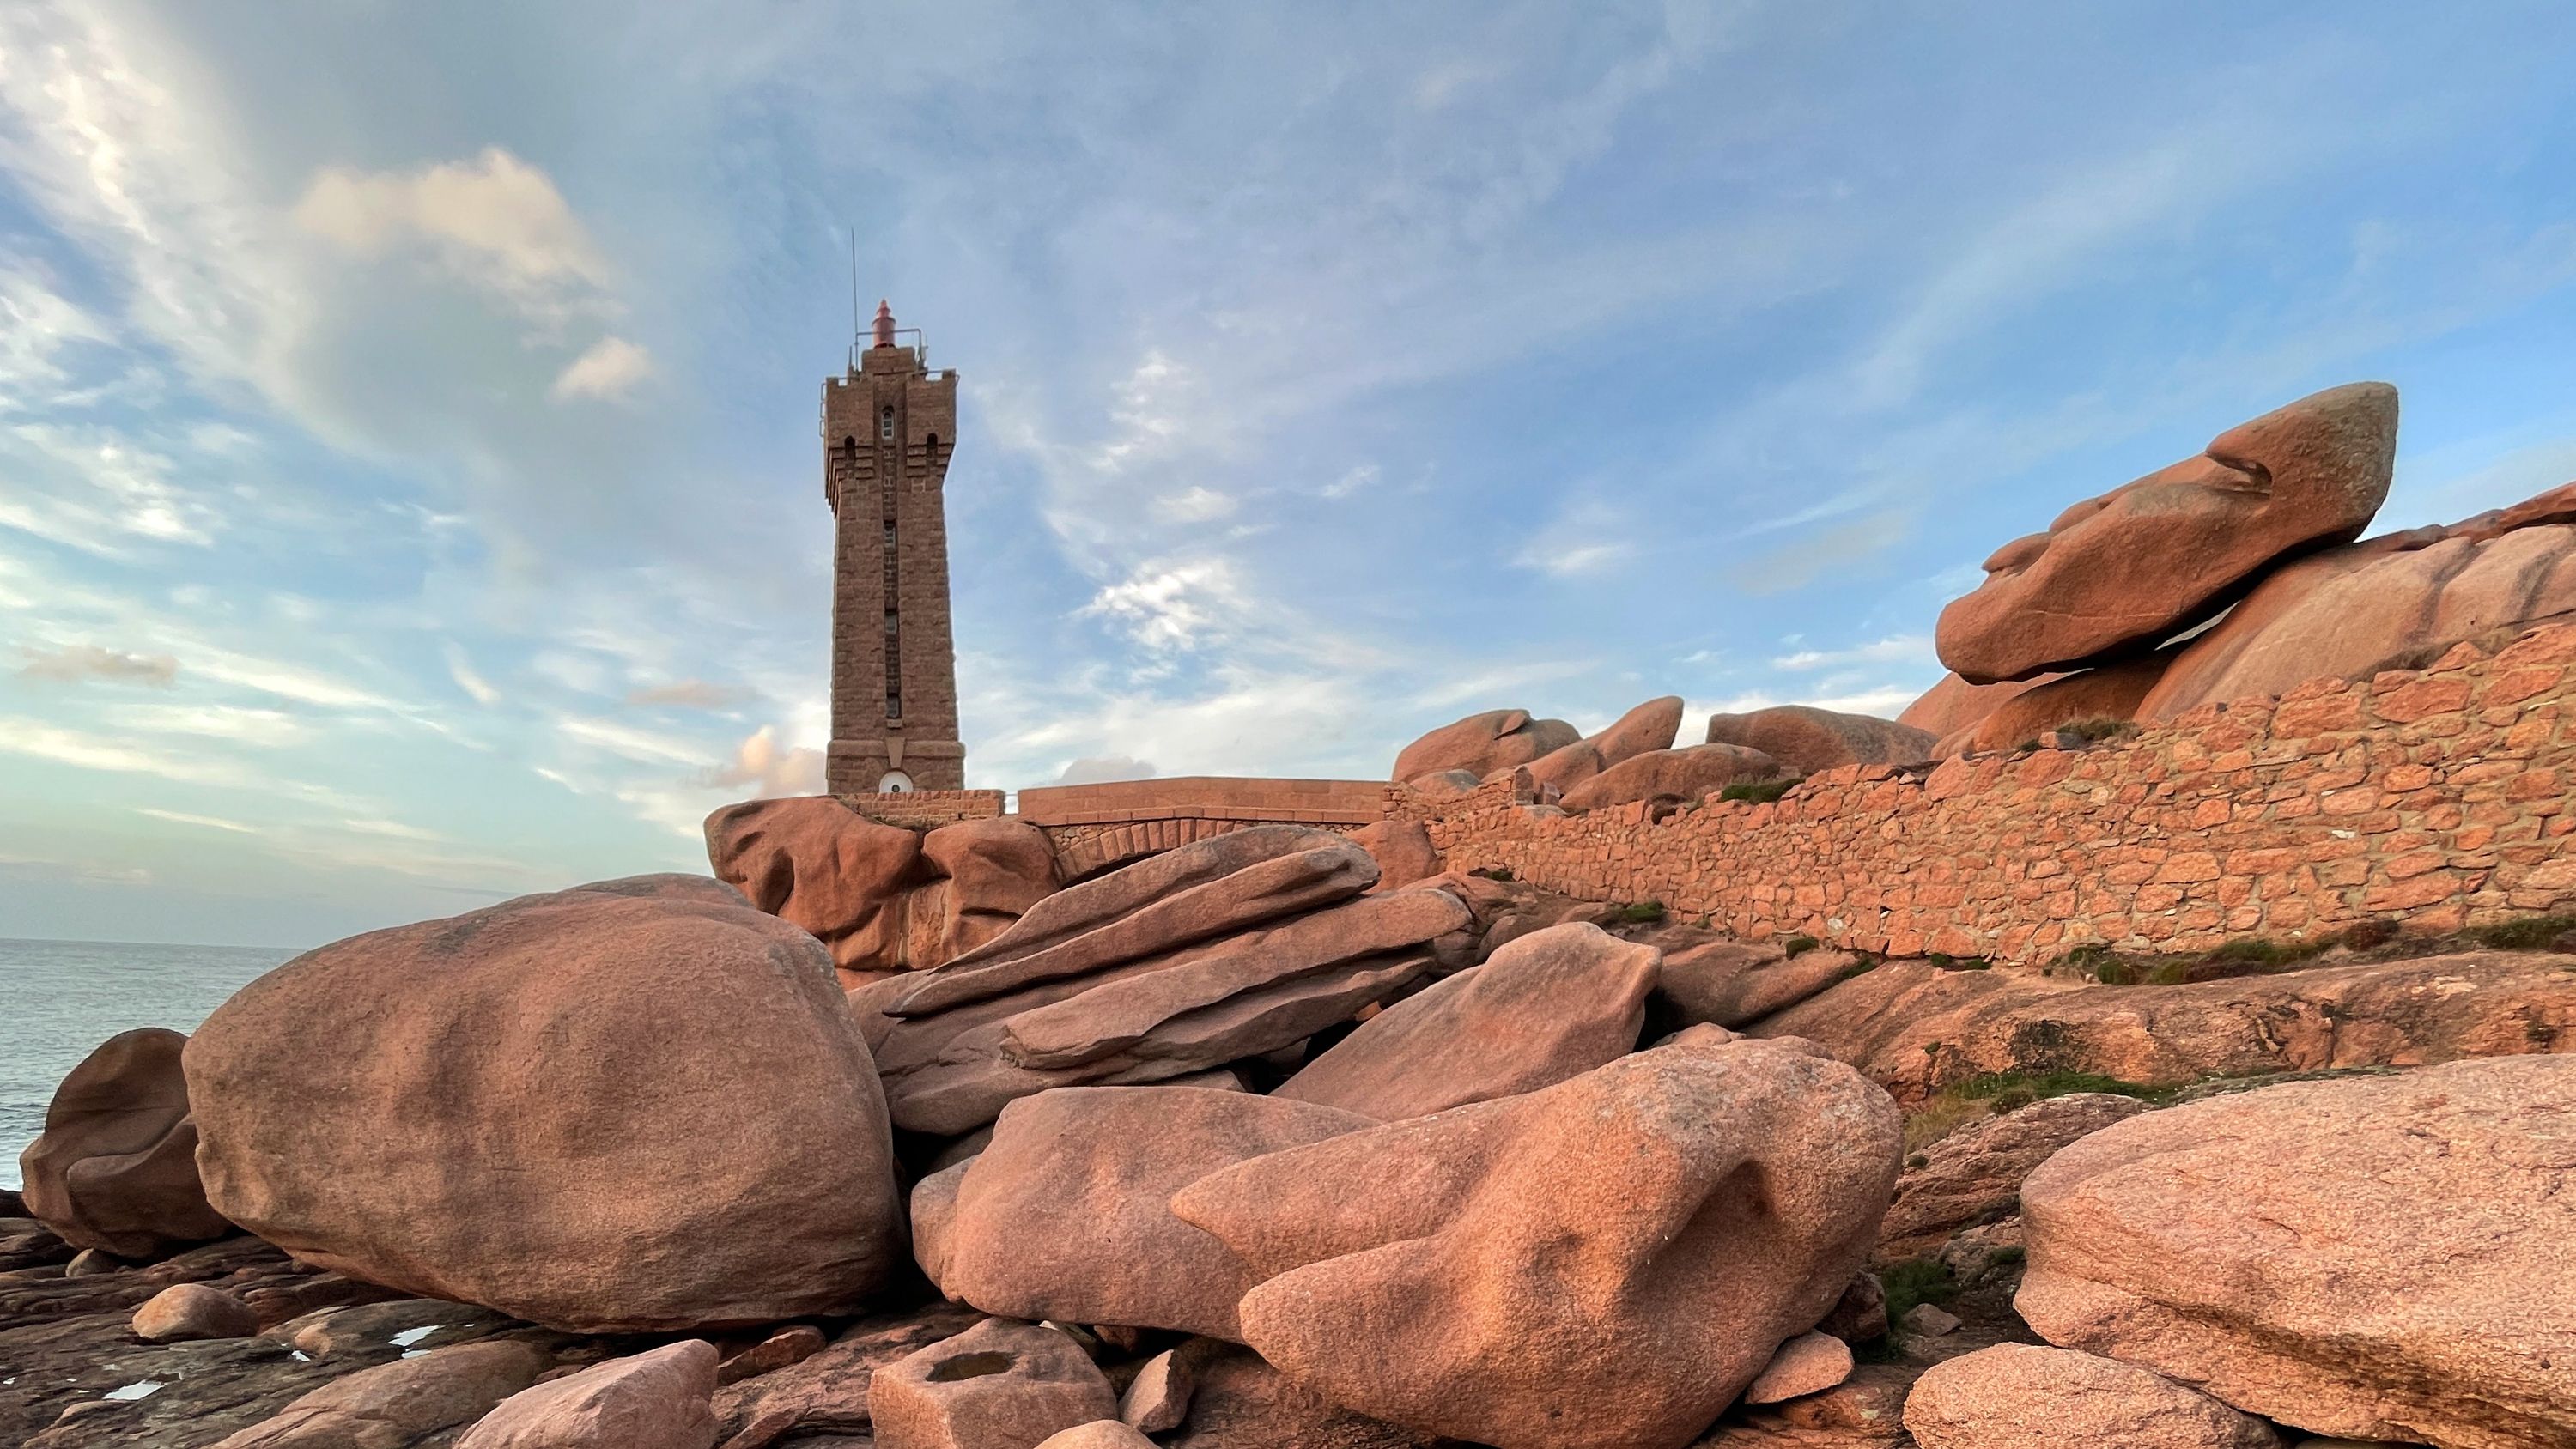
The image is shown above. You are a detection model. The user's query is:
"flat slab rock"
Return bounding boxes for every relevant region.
[1902,1343,2282,1449]
[1755,951,2576,1101]
[2016,1055,2576,1449]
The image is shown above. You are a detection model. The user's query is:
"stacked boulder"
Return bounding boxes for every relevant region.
[705,797,1059,986]
[862,825,1474,1137]
[1394,694,1814,814]
[1911,381,2576,753]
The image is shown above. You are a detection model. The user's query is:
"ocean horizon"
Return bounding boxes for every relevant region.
[1,936,300,1191]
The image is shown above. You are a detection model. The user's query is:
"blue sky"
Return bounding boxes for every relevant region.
[3,3,2574,948]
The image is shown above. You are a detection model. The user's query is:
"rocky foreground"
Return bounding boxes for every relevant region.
[7,825,2573,1449]
[8,380,2576,1447]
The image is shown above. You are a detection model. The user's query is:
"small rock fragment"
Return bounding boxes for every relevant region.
[131,1282,260,1343]
[1744,1331,1854,1405]
[867,1319,1117,1449]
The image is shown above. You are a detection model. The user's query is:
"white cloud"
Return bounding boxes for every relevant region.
[699,724,825,797]
[444,642,501,706]
[113,704,307,747]
[0,714,247,785]
[1512,498,1637,578]
[1156,486,1236,523]
[1079,558,1248,652]
[558,715,708,767]
[1771,635,1935,672]
[136,807,258,834]
[1054,755,1157,785]
[0,261,110,401]
[295,147,609,309]
[550,336,653,402]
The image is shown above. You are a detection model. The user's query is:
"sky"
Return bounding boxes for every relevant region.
[3,2,2575,949]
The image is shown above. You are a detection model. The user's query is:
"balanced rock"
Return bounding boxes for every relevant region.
[19,1027,230,1260]
[1391,708,1578,782]
[185,876,907,1332]
[1937,381,2399,683]
[212,1339,555,1449]
[1558,742,1779,813]
[1876,1092,2150,1263]
[872,828,1467,1135]
[459,1341,720,1449]
[1171,1037,1903,1449]
[1276,922,1660,1119]
[131,1282,260,1343]
[920,815,1064,961]
[868,1319,1117,1449]
[1588,694,1686,767]
[1516,696,1686,796]
[1905,1343,2283,1449]
[2137,503,2576,722]
[1703,706,1935,774]
[930,1086,1371,1338]
[2017,1056,2576,1449]
[706,798,1056,979]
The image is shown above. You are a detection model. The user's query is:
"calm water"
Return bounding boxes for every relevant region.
[0,937,297,1191]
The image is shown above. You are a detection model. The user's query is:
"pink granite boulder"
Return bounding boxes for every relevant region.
[928,1086,1372,1337]
[1172,1037,1903,1449]
[1937,382,2398,683]
[1558,743,1780,813]
[1274,921,1660,1119]
[867,1319,1116,1449]
[1391,708,1578,783]
[1703,706,1935,774]
[2016,1057,2576,1449]
[458,1340,720,1449]
[185,878,907,1332]
[18,1027,230,1259]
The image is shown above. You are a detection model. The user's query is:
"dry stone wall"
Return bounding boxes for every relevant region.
[1396,624,2576,964]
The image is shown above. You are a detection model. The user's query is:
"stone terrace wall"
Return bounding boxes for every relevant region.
[1394,624,2576,964]
[1019,776,1388,879]
[838,789,1006,829]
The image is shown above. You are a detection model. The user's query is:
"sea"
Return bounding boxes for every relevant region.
[0,937,299,1191]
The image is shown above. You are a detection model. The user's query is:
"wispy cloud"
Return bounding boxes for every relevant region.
[18,644,179,686]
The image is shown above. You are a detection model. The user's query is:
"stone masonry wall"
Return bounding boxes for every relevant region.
[1394,624,2576,964]
[838,789,1005,829]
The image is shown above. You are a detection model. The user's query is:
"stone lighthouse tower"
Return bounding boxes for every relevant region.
[822,300,965,794]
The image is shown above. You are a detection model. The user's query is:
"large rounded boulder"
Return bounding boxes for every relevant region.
[184,874,908,1332]
[18,1027,232,1258]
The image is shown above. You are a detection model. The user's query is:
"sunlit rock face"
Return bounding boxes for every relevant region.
[1936,381,2398,684]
